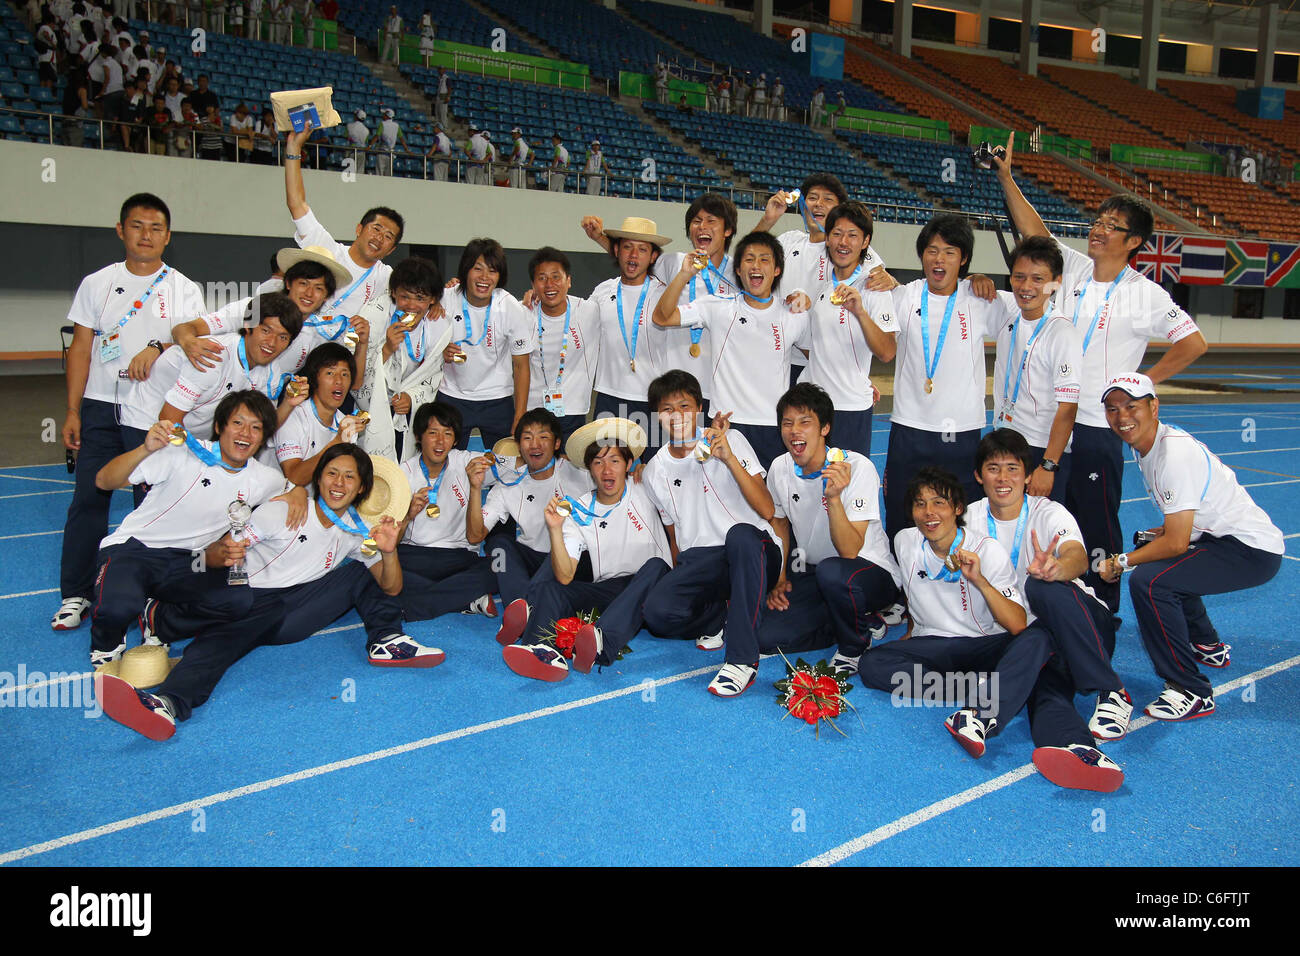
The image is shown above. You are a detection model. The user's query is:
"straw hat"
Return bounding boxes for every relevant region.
[276,245,352,292]
[96,644,178,689]
[604,216,672,247]
[356,454,412,526]
[566,417,647,466]
[492,437,521,464]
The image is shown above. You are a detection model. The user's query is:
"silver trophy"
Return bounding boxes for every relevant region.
[226,499,254,585]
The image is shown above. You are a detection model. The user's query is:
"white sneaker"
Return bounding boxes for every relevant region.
[696,626,724,651]
[1033,744,1124,793]
[462,593,498,617]
[880,602,907,627]
[1144,683,1215,721]
[52,597,91,631]
[368,634,446,668]
[828,651,862,678]
[138,598,163,646]
[708,662,757,697]
[945,708,996,758]
[90,642,125,670]
[1089,689,1134,741]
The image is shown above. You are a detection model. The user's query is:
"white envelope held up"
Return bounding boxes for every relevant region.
[270,87,342,133]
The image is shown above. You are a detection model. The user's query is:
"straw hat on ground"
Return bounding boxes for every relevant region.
[603,217,672,247]
[566,417,648,467]
[356,455,411,526]
[95,644,178,689]
[276,245,353,291]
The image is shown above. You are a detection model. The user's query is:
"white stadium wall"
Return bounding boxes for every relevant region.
[0,140,1294,358]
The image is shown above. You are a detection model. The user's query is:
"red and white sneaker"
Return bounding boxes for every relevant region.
[502,643,569,682]
[368,634,445,668]
[945,708,996,758]
[1089,689,1133,741]
[573,624,604,674]
[1191,641,1231,668]
[97,674,176,741]
[707,662,756,698]
[52,597,91,631]
[1033,744,1124,793]
[1144,683,1216,721]
[495,599,530,646]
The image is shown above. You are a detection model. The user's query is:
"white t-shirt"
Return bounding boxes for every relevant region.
[103,440,286,551]
[399,450,493,550]
[551,144,569,168]
[679,294,809,426]
[481,458,593,553]
[990,294,1082,449]
[377,119,401,150]
[652,251,741,398]
[467,133,489,161]
[203,285,329,375]
[275,399,343,464]
[776,230,886,300]
[642,430,778,554]
[889,278,999,433]
[229,113,254,139]
[965,495,1101,624]
[436,286,534,402]
[1135,423,1283,555]
[121,333,287,438]
[768,450,900,585]
[431,131,451,157]
[243,500,381,590]
[800,272,898,411]
[894,526,1024,638]
[69,262,206,405]
[590,275,669,402]
[1057,241,1201,428]
[560,482,672,582]
[291,208,392,316]
[584,149,604,174]
[510,138,530,164]
[527,297,600,417]
[346,119,369,146]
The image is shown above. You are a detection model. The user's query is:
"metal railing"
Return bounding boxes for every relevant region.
[125,1,332,49]
[376,31,607,95]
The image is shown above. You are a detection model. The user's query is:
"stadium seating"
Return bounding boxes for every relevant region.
[1133,167,1300,240]
[338,0,539,58]
[1160,79,1300,166]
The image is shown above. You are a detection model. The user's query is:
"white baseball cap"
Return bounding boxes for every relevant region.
[1101,372,1156,403]
[381,108,394,119]
[355,109,366,120]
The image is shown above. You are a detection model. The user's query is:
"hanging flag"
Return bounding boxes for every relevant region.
[1134,233,1182,284]
[1223,239,1269,285]
[1265,243,1300,288]
[1179,236,1226,285]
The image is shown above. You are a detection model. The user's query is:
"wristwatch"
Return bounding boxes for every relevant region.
[1114,552,1130,572]
[1039,458,1059,473]
[147,339,165,353]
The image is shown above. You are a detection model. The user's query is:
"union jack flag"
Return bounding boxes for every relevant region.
[1134,233,1182,285]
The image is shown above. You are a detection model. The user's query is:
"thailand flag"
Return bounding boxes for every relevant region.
[1179,236,1226,286]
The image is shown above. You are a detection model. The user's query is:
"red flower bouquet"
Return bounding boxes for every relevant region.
[538,609,600,661]
[773,654,858,738]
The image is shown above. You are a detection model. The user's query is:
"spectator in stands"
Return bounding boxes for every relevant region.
[116,35,137,77]
[675,94,692,114]
[346,108,370,173]
[705,76,718,113]
[507,127,532,189]
[829,90,847,128]
[752,73,767,119]
[252,106,277,164]
[247,0,265,39]
[418,11,436,61]
[162,74,184,123]
[229,102,255,161]
[809,84,825,127]
[655,61,670,105]
[302,0,318,48]
[230,0,245,37]
[320,0,339,19]
[382,5,403,65]
[370,108,408,177]
[189,74,220,117]
[734,71,749,118]
[121,75,152,153]
[426,120,452,181]
[36,13,59,90]
[89,42,126,126]
[146,93,172,156]
[273,0,294,44]
[197,104,225,161]
[434,66,451,128]
[177,100,201,157]
[547,133,568,192]
[583,139,609,196]
[465,123,491,186]
[771,76,785,122]
[62,66,92,148]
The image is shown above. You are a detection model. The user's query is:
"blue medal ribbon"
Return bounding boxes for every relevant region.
[560,486,626,527]
[490,454,555,487]
[1072,267,1128,354]
[999,311,1050,422]
[181,433,246,472]
[689,255,731,301]
[390,308,423,362]
[237,336,287,401]
[96,266,170,338]
[986,503,1029,571]
[323,264,375,314]
[829,263,863,296]
[794,447,845,490]
[536,301,571,390]
[321,503,370,537]
[420,456,449,510]
[616,281,651,368]
[309,398,343,433]
[303,313,350,340]
[455,295,492,349]
[920,286,959,387]
[924,528,965,583]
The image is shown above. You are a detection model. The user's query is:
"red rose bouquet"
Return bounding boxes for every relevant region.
[537,608,600,661]
[773,653,859,738]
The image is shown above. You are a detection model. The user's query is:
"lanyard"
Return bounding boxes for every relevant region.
[321,503,369,537]
[794,447,845,490]
[1072,267,1128,354]
[536,301,571,389]
[456,296,492,348]
[309,398,342,433]
[689,256,731,301]
[561,486,627,527]
[491,455,555,487]
[182,433,245,472]
[986,503,1029,571]
[919,286,959,385]
[303,312,349,340]
[420,456,448,509]
[390,308,422,362]
[830,262,863,294]
[97,265,169,336]
[922,528,964,582]
[616,281,651,367]
[1001,312,1050,411]
[324,263,375,314]
[237,336,286,401]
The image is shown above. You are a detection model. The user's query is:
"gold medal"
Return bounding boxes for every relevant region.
[361,537,379,557]
[830,285,850,306]
[689,343,701,358]
[355,411,370,424]
[343,329,359,349]
[691,252,708,270]
[168,424,187,445]
[284,378,302,399]
[827,447,847,463]
[945,551,961,573]
[425,504,441,519]
[629,359,636,372]
[451,352,467,364]
[924,378,934,394]
[555,499,573,517]
[398,312,419,329]
[693,439,712,463]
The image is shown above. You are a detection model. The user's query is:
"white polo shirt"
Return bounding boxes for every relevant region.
[591,275,669,402]
[678,294,808,426]
[800,272,897,412]
[990,293,1082,449]
[1135,423,1283,555]
[1057,241,1200,428]
[69,262,205,405]
[103,440,286,551]
[560,482,672,582]
[642,429,777,554]
[400,450,495,550]
[122,333,287,438]
[894,525,1024,638]
[290,208,392,316]
[890,278,999,434]
[965,495,1100,624]
[527,297,600,417]
[481,458,593,553]
[436,287,534,402]
[777,230,886,300]
[242,499,381,590]
[275,399,342,464]
[202,284,334,375]
[767,450,899,584]
[653,251,741,398]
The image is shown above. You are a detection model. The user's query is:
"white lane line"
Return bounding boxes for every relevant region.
[0,474,75,486]
[0,530,62,541]
[0,588,58,601]
[0,490,73,501]
[799,653,1300,867]
[0,663,718,864]
[1121,477,1300,504]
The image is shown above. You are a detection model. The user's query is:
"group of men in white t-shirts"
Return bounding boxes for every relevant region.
[64,138,1282,798]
